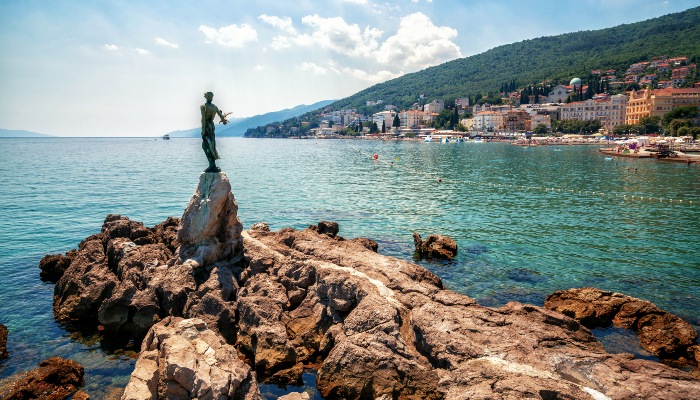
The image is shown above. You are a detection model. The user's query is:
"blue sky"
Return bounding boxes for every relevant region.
[0,0,697,136]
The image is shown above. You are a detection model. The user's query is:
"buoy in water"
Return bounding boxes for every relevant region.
[438,178,442,183]
[373,153,378,160]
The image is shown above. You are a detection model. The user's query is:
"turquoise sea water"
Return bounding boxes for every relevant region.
[0,137,698,397]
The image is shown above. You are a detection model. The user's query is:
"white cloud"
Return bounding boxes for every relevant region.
[270,35,292,50]
[338,66,402,83]
[199,24,258,47]
[258,14,296,34]
[104,44,120,51]
[298,61,328,75]
[135,48,150,55]
[375,12,461,71]
[341,0,368,4]
[155,37,178,48]
[298,14,383,56]
[254,64,264,71]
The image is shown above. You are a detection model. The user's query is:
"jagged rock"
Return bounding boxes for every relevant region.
[49,173,245,343]
[413,232,458,260]
[2,356,84,400]
[239,225,700,399]
[39,250,76,282]
[349,237,378,252]
[249,222,270,232]
[545,287,699,364]
[0,323,7,360]
[314,221,339,238]
[277,392,309,400]
[121,317,260,400]
[73,390,91,400]
[177,172,243,268]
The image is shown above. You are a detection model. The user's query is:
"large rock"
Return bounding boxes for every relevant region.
[177,172,243,268]
[2,356,84,400]
[49,173,245,342]
[545,287,699,365]
[39,250,76,282]
[121,317,259,400]
[413,232,458,260]
[238,225,700,399]
[0,323,7,360]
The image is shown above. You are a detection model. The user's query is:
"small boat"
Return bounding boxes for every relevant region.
[162,134,171,140]
[441,137,450,143]
[472,138,484,143]
[423,135,433,142]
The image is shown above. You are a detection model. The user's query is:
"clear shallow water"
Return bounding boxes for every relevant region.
[0,137,698,396]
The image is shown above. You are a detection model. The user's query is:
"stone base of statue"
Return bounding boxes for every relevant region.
[176,172,243,268]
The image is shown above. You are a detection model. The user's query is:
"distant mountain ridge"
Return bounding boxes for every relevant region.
[168,99,335,137]
[0,129,52,138]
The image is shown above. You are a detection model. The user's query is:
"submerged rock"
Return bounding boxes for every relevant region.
[545,287,699,366]
[2,356,84,400]
[413,232,458,260]
[0,323,7,360]
[122,317,259,400]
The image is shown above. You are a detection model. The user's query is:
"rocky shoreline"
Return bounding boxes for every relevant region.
[12,171,700,399]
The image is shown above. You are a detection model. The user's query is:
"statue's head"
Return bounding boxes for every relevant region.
[204,92,214,101]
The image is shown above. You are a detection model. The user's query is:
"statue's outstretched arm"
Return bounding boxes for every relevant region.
[217,109,230,125]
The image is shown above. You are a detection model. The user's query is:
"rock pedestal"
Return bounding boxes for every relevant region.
[177,172,243,268]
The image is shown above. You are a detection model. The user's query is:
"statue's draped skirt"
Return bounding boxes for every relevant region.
[202,120,220,160]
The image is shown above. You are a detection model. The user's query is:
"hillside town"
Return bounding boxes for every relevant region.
[257,55,700,140]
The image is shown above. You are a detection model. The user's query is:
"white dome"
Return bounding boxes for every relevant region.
[570,78,582,86]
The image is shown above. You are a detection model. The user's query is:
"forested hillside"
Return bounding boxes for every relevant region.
[246,6,700,137]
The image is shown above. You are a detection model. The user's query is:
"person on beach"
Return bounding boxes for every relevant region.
[201,92,229,172]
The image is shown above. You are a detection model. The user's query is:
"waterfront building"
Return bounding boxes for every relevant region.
[423,112,440,125]
[460,117,474,130]
[547,85,570,103]
[560,94,628,131]
[424,99,445,114]
[531,114,552,129]
[626,87,700,125]
[519,104,561,121]
[473,111,504,131]
[400,110,423,128]
[504,110,529,132]
[372,111,397,130]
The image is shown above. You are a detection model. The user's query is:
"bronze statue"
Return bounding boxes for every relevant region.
[200,92,230,172]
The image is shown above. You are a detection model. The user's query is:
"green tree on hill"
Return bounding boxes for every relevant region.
[392,114,401,129]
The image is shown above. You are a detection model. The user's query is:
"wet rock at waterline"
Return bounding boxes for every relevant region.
[545,287,699,367]
[0,323,7,360]
[2,357,84,400]
[413,232,458,260]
